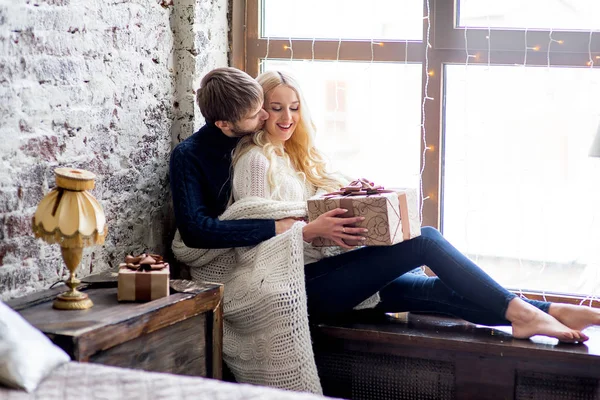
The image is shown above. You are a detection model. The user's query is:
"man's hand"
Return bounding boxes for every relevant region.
[275,217,299,235]
[302,208,367,249]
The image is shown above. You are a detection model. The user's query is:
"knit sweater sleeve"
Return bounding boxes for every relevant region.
[170,142,276,249]
[232,148,273,200]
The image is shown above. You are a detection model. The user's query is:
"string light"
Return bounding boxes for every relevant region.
[516,26,532,300]
[405,37,408,67]
[260,36,271,73]
[588,31,595,68]
[463,27,480,63]
[287,37,294,61]
[363,0,376,175]
[333,35,342,139]
[535,28,559,286]
[486,13,491,70]
[547,29,554,68]
[579,29,599,309]
[419,0,432,223]
[523,28,529,65]
[461,5,478,265]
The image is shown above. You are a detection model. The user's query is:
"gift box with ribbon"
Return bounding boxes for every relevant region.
[307,179,421,247]
[117,253,170,302]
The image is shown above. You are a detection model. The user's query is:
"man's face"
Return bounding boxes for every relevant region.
[230,102,269,137]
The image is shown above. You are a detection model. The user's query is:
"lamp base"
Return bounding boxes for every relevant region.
[53,291,94,310]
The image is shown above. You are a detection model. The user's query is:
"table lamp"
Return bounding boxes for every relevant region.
[32,168,107,310]
[590,122,600,157]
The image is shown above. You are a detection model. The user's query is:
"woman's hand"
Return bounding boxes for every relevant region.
[302,208,367,249]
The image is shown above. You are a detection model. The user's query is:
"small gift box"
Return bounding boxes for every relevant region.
[307,179,421,247]
[117,253,170,302]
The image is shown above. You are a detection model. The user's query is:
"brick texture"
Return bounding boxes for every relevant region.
[0,0,228,298]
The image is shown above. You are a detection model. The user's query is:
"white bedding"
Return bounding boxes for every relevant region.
[0,362,336,400]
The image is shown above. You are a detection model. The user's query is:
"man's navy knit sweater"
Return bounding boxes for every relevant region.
[169,123,276,248]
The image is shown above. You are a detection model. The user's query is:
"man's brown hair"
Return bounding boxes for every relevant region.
[196,67,263,124]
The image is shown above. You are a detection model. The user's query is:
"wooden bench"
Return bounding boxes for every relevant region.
[312,312,600,400]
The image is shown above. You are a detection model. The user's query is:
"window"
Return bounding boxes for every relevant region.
[444,65,600,295]
[262,0,423,40]
[235,0,600,301]
[458,0,600,31]
[263,60,422,188]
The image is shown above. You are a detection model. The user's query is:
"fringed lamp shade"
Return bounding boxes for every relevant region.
[32,187,106,248]
[32,168,107,310]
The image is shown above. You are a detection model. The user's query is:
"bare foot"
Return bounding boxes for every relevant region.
[549,303,600,331]
[507,298,587,343]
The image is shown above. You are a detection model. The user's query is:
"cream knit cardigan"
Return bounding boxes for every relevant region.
[172,147,379,394]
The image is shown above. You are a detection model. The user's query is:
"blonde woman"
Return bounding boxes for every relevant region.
[173,68,599,392]
[231,70,600,342]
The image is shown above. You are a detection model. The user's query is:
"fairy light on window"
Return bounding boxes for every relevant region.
[534,28,561,293]
[332,35,342,138]
[547,29,556,69]
[405,37,409,69]
[460,1,479,267]
[588,30,595,68]
[580,29,598,308]
[486,14,491,70]
[286,36,294,62]
[260,36,270,73]
[363,3,376,147]
[513,26,535,301]
[419,0,433,222]
[523,27,529,66]
[328,0,342,141]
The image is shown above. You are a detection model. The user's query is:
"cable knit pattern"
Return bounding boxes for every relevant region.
[172,197,321,394]
[233,147,315,202]
[171,146,379,393]
[0,362,333,400]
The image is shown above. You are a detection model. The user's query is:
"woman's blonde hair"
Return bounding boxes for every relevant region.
[232,71,344,197]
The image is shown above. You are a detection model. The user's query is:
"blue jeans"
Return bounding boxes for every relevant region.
[304,226,550,326]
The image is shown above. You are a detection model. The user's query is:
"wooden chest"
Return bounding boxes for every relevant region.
[8,280,223,379]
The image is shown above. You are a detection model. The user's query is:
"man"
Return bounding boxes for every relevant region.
[170,67,297,249]
[170,68,591,389]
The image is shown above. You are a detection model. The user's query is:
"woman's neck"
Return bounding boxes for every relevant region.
[267,138,286,155]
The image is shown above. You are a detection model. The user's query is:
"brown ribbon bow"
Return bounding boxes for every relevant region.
[325,178,393,197]
[119,253,169,272]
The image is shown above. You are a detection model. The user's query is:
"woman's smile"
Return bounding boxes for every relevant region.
[276,122,293,131]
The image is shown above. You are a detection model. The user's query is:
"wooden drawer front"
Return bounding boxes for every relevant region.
[89,314,207,377]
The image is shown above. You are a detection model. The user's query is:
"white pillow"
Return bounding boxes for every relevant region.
[0,301,70,392]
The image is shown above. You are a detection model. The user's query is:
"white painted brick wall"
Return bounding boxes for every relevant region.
[0,0,229,298]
